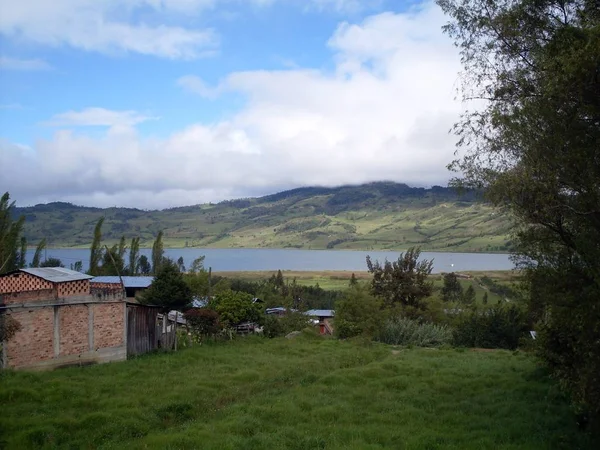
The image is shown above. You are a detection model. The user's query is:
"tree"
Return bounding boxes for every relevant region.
[40,257,64,268]
[184,308,220,342]
[88,218,104,276]
[0,313,21,355]
[0,192,26,274]
[138,261,192,314]
[177,256,185,273]
[349,273,358,286]
[335,284,382,339]
[441,272,463,302]
[212,290,263,327]
[138,255,151,275]
[462,285,476,306]
[101,244,125,276]
[128,237,140,275]
[482,291,488,305]
[71,261,83,272]
[437,0,600,430]
[151,231,164,274]
[366,247,434,312]
[189,256,205,274]
[31,238,46,268]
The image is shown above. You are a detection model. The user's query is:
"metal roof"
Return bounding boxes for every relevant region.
[91,276,154,288]
[20,267,93,283]
[305,309,335,317]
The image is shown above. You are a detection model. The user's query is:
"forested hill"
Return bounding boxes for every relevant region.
[14,182,512,252]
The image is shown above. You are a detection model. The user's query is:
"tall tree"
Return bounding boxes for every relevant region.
[89,217,105,276]
[366,247,434,312]
[0,192,26,274]
[17,237,26,269]
[138,255,151,275]
[437,0,600,430]
[128,237,140,275]
[441,272,463,302]
[31,238,46,268]
[151,231,164,274]
[138,260,192,314]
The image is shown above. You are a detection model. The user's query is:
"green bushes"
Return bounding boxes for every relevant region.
[375,317,453,347]
[452,304,527,350]
[334,284,382,339]
[262,311,311,338]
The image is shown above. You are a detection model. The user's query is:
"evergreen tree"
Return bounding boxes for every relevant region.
[366,247,433,311]
[177,256,186,273]
[482,291,488,305]
[139,260,192,314]
[128,237,140,275]
[31,238,46,268]
[462,285,476,306]
[138,255,152,275]
[88,217,104,276]
[441,272,463,302]
[0,192,26,274]
[151,231,164,274]
[349,273,358,286]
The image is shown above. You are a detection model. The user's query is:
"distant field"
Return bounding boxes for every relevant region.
[214,270,518,304]
[0,336,590,449]
[16,183,513,252]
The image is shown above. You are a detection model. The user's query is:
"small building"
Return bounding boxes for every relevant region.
[1,269,164,370]
[305,309,335,335]
[0,268,126,370]
[91,276,154,299]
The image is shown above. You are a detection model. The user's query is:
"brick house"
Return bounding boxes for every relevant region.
[0,267,128,370]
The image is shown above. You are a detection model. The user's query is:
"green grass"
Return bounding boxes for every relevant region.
[0,335,591,449]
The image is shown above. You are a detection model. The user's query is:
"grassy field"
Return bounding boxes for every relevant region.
[0,336,591,450]
[16,183,513,252]
[215,270,517,304]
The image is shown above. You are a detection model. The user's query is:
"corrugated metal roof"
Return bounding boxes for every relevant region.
[305,309,335,317]
[91,276,154,288]
[21,267,93,283]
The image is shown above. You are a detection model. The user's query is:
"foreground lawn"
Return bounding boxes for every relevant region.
[0,336,591,449]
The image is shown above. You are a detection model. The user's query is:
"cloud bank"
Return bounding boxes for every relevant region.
[2,2,462,209]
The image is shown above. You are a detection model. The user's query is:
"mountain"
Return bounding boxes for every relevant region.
[14,182,512,252]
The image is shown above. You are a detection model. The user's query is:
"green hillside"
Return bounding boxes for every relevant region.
[15,182,513,252]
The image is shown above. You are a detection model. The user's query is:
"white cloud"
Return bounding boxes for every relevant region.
[45,108,156,128]
[0,0,218,59]
[0,56,52,71]
[177,76,222,99]
[3,2,461,209]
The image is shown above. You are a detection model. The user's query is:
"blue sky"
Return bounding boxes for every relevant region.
[0,0,462,209]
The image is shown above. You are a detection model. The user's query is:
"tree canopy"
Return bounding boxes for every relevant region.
[139,261,192,313]
[438,0,600,431]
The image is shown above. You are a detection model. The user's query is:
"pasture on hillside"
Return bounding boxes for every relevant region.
[0,335,591,450]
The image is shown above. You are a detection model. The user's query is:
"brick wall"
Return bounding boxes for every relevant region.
[5,308,54,368]
[1,289,56,305]
[59,305,89,356]
[93,303,125,349]
[90,282,123,296]
[56,280,90,297]
[0,272,53,294]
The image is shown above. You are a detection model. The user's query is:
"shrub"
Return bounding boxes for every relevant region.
[335,284,382,339]
[263,311,311,338]
[184,308,220,342]
[452,304,527,350]
[375,317,453,347]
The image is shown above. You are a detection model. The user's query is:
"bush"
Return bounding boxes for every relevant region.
[375,317,453,347]
[262,311,311,338]
[335,284,382,339]
[184,308,220,342]
[452,304,527,350]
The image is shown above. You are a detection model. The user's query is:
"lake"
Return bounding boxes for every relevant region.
[31,248,514,273]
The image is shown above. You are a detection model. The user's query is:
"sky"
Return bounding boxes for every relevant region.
[0,0,463,209]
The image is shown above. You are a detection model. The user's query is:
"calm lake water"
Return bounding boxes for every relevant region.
[31,248,514,273]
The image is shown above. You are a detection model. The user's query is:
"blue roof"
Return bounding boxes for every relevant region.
[92,276,154,288]
[305,309,335,317]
